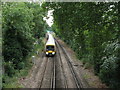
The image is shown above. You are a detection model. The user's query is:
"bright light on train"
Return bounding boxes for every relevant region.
[52,52,55,55]
[46,52,48,55]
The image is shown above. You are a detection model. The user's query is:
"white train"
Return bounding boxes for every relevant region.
[45,33,56,56]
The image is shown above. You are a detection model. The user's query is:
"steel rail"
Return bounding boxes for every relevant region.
[50,57,56,90]
[55,41,68,89]
[38,57,49,89]
[55,39,83,89]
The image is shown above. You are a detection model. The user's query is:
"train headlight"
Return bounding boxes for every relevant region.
[52,52,55,55]
[46,52,48,55]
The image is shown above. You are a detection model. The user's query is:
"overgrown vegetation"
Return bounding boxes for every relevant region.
[42,2,120,88]
[2,2,47,87]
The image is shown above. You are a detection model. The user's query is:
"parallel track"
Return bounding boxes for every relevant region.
[38,57,49,89]
[56,42,68,88]
[50,57,56,89]
[56,39,83,89]
[39,57,56,89]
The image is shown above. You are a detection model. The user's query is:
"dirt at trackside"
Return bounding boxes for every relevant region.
[58,38,108,88]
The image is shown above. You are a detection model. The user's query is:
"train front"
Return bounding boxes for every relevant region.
[46,45,55,56]
[45,34,56,56]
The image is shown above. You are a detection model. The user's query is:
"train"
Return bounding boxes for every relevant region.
[45,33,56,56]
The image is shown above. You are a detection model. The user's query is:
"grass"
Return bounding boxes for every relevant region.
[2,63,32,88]
[84,63,92,69]
[3,75,23,88]
[83,73,90,79]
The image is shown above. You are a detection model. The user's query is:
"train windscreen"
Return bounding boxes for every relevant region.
[46,45,54,51]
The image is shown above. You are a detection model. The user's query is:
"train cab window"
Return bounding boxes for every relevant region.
[46,46,54,51]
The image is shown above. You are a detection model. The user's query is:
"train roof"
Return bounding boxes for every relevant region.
[46,34,55,46]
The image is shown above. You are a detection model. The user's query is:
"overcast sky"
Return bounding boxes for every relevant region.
[43,10,54,27]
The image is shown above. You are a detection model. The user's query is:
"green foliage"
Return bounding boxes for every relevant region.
[3,2,34,72]
[99,40,120,88]
[43,2,119,88]
[4,62,15,77]
[2,2,47,87]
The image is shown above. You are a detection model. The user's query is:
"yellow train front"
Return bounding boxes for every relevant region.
[45,45,56,56]
[45,34,56,57]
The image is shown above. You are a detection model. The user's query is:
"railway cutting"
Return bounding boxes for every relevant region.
[20,33,90,88]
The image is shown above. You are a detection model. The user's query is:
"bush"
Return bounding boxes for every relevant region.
[99,40,120,88]
[4,62,15,77]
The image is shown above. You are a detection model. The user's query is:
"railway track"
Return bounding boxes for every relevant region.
[56,41,68,88]
[51,57,56,89]
[38,57,48,89]
[55,39,83,89]
[37,39,83,89]
[38,57,56,89]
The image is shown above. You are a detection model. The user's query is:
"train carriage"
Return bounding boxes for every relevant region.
[45,34,56,56]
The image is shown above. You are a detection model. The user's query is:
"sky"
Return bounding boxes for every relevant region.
[43,10,54,27]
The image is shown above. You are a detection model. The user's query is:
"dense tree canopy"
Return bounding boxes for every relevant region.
[2,2,46,77]
[42,2,120,88]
